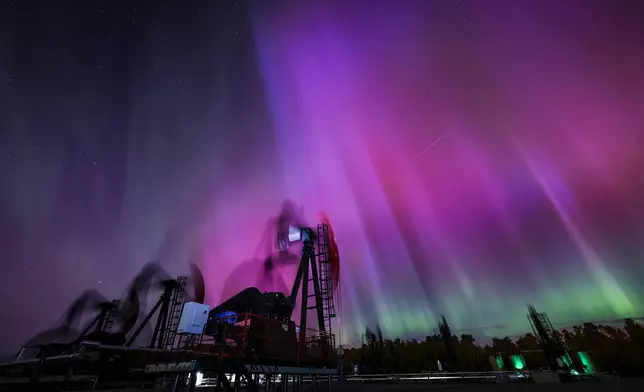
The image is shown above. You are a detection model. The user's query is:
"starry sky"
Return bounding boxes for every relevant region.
[1,0,644,353]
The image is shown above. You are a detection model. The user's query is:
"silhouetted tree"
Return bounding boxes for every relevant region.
[343,318,644,376]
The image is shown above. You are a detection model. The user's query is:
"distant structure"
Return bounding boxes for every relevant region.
[361,325,384,373]
[527,304,583,373]
[439,315,458,371]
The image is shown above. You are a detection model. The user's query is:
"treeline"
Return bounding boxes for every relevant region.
[342,318,644,377]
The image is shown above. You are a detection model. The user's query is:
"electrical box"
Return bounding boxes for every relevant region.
[177,302,211,335]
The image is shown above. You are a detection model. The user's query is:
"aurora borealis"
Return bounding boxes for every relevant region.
[1,0,644,353]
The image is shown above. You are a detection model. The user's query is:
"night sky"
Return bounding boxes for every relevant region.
[1,0,644,354]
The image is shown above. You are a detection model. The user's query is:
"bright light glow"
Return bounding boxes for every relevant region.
[288,226,301,242]
[195,372,204,387]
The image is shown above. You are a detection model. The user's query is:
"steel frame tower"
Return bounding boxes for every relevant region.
[125,276,187,349]
[286,227,327,358]
[527,304,582,373]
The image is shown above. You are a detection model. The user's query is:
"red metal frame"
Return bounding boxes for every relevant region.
[197,313,335,365]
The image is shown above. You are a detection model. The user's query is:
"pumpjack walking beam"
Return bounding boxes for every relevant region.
[78,299,119,339]
[125,277,186,348]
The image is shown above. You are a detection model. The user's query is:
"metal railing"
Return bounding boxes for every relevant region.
[342,371,528,383]
[193,371,527,388]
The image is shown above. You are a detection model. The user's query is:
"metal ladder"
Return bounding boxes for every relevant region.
[102,299,120,333]
[162,276,187,350]
[316,224,336,336]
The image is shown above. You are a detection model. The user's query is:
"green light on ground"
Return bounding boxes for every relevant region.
[562,353,573,367]
[495,355,504,370]
[510,354,526,370]
[578,351,595,374]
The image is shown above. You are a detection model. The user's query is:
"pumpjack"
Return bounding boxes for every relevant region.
[2,201,341,392]
[17,290,124,360]
[16,262,205,361]
[206,201,340,366]
[527,304,584,376]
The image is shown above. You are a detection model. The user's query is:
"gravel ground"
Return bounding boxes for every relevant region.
[331,378,644,392]
[41,377,643,392]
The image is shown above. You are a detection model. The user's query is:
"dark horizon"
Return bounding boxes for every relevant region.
[2,0,644,354]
